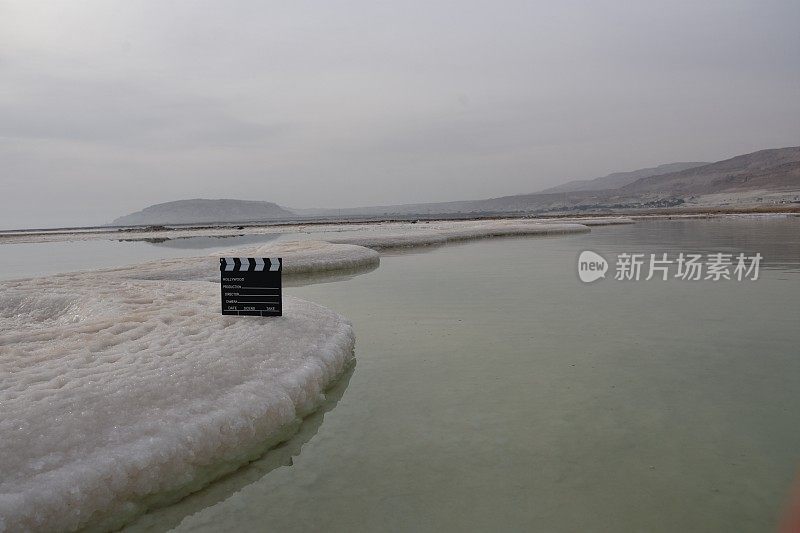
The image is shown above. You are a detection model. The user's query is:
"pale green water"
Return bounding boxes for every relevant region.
[130,218,800,532]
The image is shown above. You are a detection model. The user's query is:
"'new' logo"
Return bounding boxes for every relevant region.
[578,251,608,283]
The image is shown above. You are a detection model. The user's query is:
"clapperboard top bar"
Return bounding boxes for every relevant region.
[220,257,282,272]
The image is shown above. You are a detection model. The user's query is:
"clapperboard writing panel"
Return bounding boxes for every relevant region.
[220,257,282,316]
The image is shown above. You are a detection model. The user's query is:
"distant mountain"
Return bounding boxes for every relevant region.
[112,199,296,226]
[538,162,709,194]
[114,147,800,224]
[300,146,800,216]
[619,147,800,195]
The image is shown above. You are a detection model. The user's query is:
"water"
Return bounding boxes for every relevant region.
[0,234,286,280]
[116,217,800,532]
[4,218,799,531]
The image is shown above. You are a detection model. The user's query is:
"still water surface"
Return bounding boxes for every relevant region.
[117,218,800,532]
[0,234,286,280]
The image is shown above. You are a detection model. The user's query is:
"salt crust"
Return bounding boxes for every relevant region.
[96,240,380,283]
[0,276,354,532]
[328,221,590,250]
[0,217,627,245]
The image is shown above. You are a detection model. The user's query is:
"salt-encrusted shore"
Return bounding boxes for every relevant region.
[99,240,381,284]
[0,216,628,245]
[328,221,590,250]
[0,218,609,532]
[543,217,634,226]
[0,276,354,532]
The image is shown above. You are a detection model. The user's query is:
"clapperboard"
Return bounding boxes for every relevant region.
[219,257,282,316]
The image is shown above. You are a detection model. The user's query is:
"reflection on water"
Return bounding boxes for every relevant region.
[285,261,381,288]
[124,363,356,533]
[588,217,800,272]
[149,218,798,533]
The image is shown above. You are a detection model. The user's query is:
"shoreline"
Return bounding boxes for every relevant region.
[1,208,796,245]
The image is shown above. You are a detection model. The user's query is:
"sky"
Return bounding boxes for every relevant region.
[1,0,798,229]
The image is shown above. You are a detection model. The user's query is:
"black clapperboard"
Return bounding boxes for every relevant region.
[220,257,282,316]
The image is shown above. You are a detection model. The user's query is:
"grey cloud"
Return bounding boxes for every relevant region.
[0,74,286,148]
[0,0,798,228]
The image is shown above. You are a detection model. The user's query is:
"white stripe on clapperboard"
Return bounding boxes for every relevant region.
[223,258,280,271]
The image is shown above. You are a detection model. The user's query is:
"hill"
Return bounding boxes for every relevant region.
[538,162,709,194]
[112,199,296,226]
[619,147,800,195]
[300,147,799,216]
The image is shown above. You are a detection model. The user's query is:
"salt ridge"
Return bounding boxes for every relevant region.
[98,240,380,283]
[0,276,354,532]
[0,216,629,245]
[328,221,590,250]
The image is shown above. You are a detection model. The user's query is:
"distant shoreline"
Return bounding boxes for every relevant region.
[1,205,799,240]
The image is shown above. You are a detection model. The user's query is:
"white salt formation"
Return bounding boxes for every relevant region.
[328,221,589,250]
[213,240,380,275]
[98,240,380,283]
[0,275,354,532]
[0,216,630,245]
[541,216,634,226]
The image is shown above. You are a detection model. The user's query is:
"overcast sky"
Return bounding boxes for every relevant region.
[1,0,798,228]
